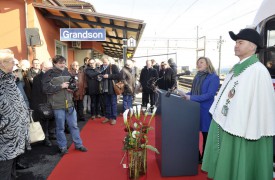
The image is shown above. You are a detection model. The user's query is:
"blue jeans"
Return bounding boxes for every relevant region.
[105,94,117,120]
[123,95,133,112]
[54,107,83,149]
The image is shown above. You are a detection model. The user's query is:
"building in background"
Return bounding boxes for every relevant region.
[0,0,145,66]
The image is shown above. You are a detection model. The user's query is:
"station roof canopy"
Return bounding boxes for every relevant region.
[33,2,146,59]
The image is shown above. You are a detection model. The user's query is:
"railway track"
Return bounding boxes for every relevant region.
[177,76,224,92]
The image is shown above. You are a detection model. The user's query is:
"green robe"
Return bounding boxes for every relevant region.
[202,121,273,180]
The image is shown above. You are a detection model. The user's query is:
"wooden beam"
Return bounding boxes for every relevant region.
[44,14,140,32]
[60,11,82,28]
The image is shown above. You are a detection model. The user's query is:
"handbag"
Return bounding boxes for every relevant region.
[29,111,45,143]
[134,81,142,94]
[112,80,125,95]
[37,103,54,120]
[110,64,125,95]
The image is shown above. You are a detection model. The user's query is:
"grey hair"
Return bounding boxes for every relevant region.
[0,49,14,63]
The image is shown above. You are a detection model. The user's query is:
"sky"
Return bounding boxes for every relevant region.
[84,0,264,71]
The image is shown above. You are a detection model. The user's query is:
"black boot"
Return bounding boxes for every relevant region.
[44,138,52,147]
[16,162,30,170]
[49,134,56,140]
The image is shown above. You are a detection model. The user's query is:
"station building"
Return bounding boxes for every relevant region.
[0,0,146,65]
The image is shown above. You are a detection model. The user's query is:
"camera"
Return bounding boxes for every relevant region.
[68,76,78,91]
[97,68,105,81]
[97,74,103,81]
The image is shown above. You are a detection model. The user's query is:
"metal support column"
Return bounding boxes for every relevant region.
[218,36,223,76]
[123,29,127,65]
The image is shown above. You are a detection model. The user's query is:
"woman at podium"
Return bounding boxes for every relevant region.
[182,57,219,163]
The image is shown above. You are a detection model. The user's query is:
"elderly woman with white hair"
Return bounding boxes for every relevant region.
[0,49,30,180]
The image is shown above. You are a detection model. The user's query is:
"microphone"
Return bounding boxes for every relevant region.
[165,89,172,97]
[174,72,187,77]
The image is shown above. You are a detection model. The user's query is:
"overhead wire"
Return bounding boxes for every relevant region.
[203,8,257,33]
[154,0,181,26]
[160,0,200,34]
[198,0,241,26]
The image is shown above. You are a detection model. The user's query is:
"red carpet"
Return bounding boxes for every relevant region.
[48,116,208,180]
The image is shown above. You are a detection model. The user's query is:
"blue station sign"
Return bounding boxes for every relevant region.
[60,28,106,41]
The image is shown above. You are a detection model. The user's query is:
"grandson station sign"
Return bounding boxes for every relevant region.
[60,28,106,41]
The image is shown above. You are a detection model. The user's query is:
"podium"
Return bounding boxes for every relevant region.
[155,89,200,177]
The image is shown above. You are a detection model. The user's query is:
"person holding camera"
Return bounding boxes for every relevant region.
[85,59,102,119]
[70,61,87,122]
[100,56,120,125]
[42,55,87,155]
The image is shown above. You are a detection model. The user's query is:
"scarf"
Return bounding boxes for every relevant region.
[191,71,208,95]
[231,54,259,77]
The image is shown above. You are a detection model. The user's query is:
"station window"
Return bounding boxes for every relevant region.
[55,40,68,61]
[267,30,275,47]
[264,19,275,78]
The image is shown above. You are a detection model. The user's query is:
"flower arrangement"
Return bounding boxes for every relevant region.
[122,104,159,179]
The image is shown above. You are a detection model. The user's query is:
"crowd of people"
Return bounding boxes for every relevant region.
[1,28,275,180]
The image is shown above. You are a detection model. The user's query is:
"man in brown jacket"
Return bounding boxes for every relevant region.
[70,61,87,121]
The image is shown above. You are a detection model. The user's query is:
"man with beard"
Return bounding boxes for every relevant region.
[42,55,87,155]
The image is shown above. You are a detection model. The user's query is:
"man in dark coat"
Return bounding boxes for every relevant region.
[85,59,101,119]
[139,60,158,109]
[69,61,87,122]
[27,58,41,87]
[79,57,90,114]
[168,58,177,74]
[151,59,160,76]
[30,60,55,147]
[157,61,176,91]
[100,56,120,125]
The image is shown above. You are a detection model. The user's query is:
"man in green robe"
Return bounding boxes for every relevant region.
[202,28,275,180]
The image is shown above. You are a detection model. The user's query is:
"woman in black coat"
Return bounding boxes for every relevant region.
[157,61,176,91]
